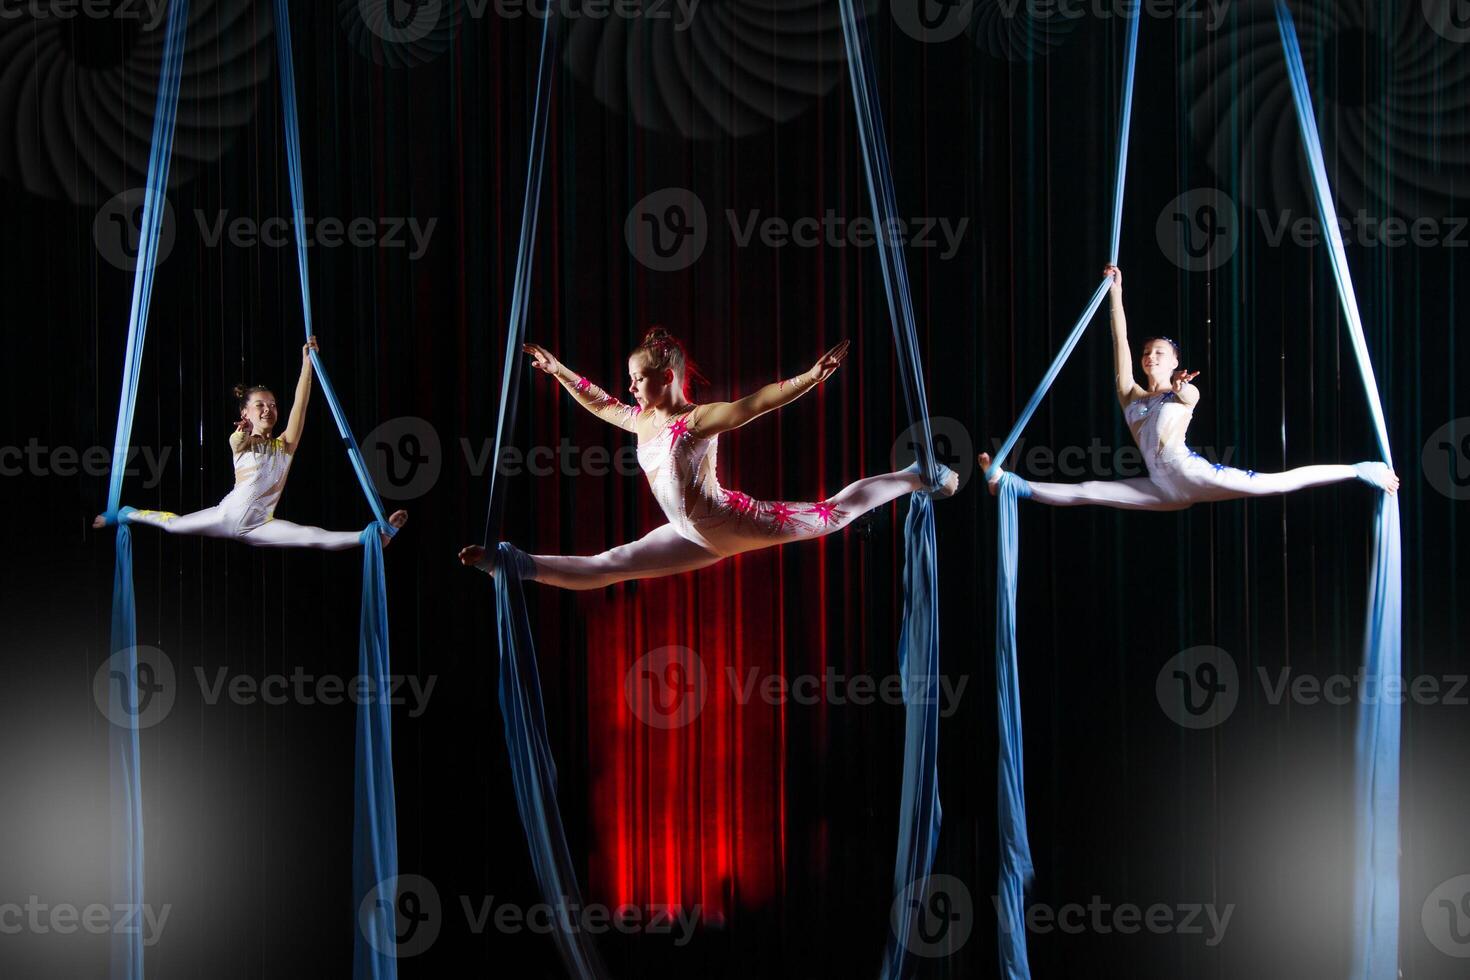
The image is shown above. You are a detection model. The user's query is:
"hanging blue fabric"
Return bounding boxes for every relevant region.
[834,2,945,976]
[495,543,608,977]
[353,531,400,980]
[1273,4,1401,976]
[101,1,189,976]
[983,11,1140,979]
[270,3,400,977]
[477,9,609,979]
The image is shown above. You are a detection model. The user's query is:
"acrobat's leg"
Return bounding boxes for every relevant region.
[121,506,238,538]
[528,524,722,592]
[1020,476,1190,512]
[240,518,365,551]
[1166,458,1360,504]
[716,469,948,552]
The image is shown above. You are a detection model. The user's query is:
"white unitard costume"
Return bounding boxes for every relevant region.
[120,436,364,550]
[519,379,941,591]
[1012,389,1390,510]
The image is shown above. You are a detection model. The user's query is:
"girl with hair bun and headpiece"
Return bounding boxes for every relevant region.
[95,336,408,548]
[979,265,1400,506]
[458,326,957,589]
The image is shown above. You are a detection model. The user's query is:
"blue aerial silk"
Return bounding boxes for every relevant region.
[1273,4,1401,976]
[834,2,946,976]
[985,5,1400,976]
[101,0,189,975]
[983,12,1140,979]
[353,531,400,979]
[479,9,609,979]
[271,2,401,976]
[102,1,399,975]
[482,2,946,976]
[495,543,608,977]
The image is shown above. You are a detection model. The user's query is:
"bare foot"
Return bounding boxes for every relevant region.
[934,467,959,498]
[381,510,408,547]
[978,453,1003,497]
[458,544,494,575]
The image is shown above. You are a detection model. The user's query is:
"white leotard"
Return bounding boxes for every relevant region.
[225,436,294,531]
[1123,390,1195,471]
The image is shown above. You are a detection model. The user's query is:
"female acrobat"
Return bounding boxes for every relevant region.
[95,336,408,548]
[458,327,956,590]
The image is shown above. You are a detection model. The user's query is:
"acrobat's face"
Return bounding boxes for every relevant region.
[242,391,278,434]
[1139,340,1178,385]
[628,354,676,411]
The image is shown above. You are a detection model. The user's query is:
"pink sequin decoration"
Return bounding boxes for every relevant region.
[725,489,754,514]
[766,501,797,530]
[806,500,838,526]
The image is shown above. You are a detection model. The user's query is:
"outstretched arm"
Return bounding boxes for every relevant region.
[280,336,318,453]
[524,343,642,432]
[1105,266,1144,410]
[695,340,849,437]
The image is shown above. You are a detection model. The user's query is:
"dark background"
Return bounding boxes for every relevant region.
[2,0,1468,977]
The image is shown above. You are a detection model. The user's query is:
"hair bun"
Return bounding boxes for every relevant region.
[642,325,673,347]
[232,383,248,399]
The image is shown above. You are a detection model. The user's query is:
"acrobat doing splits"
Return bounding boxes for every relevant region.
[980,265,1400,507]
[95,337,408,549]
[458,327,958,590]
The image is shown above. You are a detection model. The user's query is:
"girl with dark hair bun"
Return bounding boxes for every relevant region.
[458,328,958,589]
[95,336,408,548]
[980,264,1400,507]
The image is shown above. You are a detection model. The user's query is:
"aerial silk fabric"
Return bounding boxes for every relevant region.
[101,0,190,976]
[270,2,401,976]
[1273,4,1401,976]
[480,10,611,980]
[834,2,946,977]
[984,4,1400,976]
[102,0,398,975]
[982,11,1140,979]
[481,2,946,975]
[495,543,608,978]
